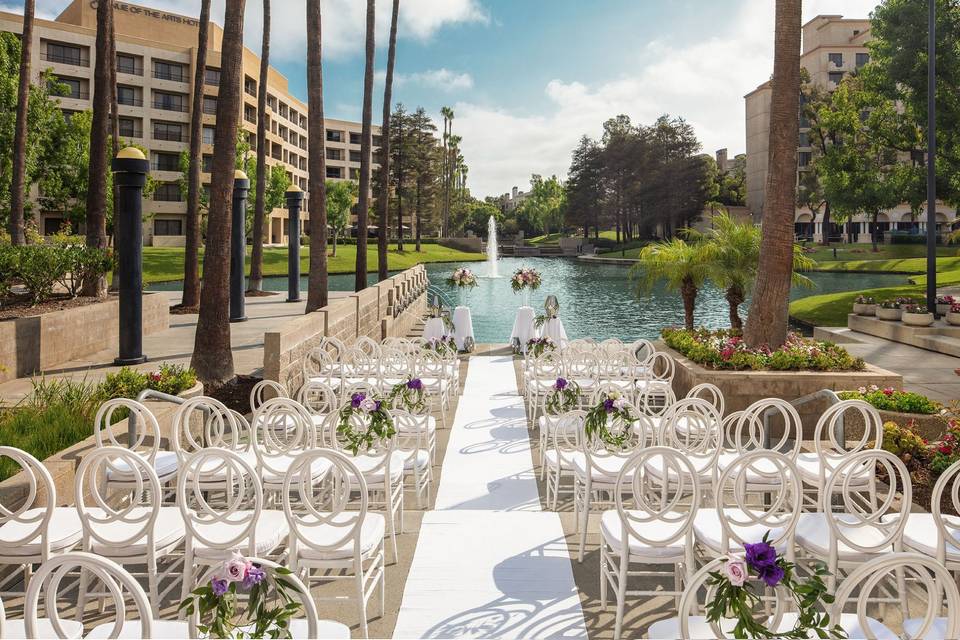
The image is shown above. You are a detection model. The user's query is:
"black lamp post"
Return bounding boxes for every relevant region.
[230,170,250,323]
[285,184,304,303]
[112,147,150,365]
[926,0,937,314]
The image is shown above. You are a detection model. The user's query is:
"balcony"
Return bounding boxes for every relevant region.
[153,69,188,83]
[117,64,143,76]
[152,101,188,113]
[153,130,187,142]
[41,51,89,67]
[118,128,142,139]
[118,96,144,107]
[61,90,89,100]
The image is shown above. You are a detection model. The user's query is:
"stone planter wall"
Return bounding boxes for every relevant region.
[0,381,203,510]
[263,265,429,392]
[660,343,903,438]
[841,408,949,442]
[0,293,170,384]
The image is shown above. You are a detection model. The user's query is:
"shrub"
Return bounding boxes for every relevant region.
[838,386,941,415]
[661,328,865,372]
[878,420,928,463]
[0,242,16,293]
[14,244,71,304]
[146,363,197,396]
[100,363,196,400]
[56,244,115,297]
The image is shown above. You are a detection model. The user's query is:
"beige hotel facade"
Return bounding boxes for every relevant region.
[745,14,957,243]
[0,0,380,247]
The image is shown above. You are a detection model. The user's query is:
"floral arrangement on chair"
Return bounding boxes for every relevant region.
[511,267,542,292]
[526,336,555,358]
[179,552,301,639]
[446,268,478,289]
[706,533,840,639]
[387,377,426,413]
[337,392,396,455]
[545,377,580,414]
[424,336,458,356]
[583,391,635,447]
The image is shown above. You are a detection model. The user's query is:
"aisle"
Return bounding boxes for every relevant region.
[393,356,587,639]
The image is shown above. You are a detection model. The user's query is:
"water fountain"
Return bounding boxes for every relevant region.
[485,215,500,278]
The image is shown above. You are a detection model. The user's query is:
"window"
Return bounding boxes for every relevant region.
[153,91,187,112]
[244,105,256,124]
[118,117,141,138]
[44,42,87,66]
[154,219,183,236]
[326,166,343,179]
[828,53,843,68]
[349,132,362,145]
[153,121,185,142]
[856,53,870,68]
[799,151,812,167]
[326,129,342,142]
[244,77,257,96]
[117,85,141,106]
[350,150,362,163]
[55,77,86,99]
[154,183,182,202]
[828,72,844,86]
[151,152,180,172]
[326,148,342,161]
[116,53,142,75]
[43,217,65,235]
[798,132,810,147]
[202,96,217,115]
[799,114,810,129]
[202,155,213,172]
[204,67,221,86]
[202,126,215,145]
[153,60,186,82]
[372,135,382,147]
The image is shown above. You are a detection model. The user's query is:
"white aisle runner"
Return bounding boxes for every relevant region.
[393,356,587,639]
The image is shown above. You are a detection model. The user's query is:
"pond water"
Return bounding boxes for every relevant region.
[148,257,907,343]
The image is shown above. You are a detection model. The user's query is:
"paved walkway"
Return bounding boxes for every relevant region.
[393,355,587,639]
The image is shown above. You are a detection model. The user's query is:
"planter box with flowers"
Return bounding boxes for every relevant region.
[876,297,913,321]
[838,386,947,441]
[947,303,960,327]
[852,295,877,316]
[902,303,935,327]
[937,295,956,317]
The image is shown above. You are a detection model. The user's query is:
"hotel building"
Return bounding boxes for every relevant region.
[744,14,956,242]
[0,0,379,246]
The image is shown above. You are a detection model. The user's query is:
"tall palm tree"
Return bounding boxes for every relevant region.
[439,106,454,237]
[191,0,245,385]
[249,0,270,292]
[354,0,376,292]
[182,0,212,310]
[305,0,329,312]
[83,0,113,297]
[744,0,802,348]
[632,238,710,331]
[8,0,34,245]
[376,0,400,281]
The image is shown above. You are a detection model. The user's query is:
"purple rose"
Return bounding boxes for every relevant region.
[211,577,229,597]
[374,400,382,412]
[351,393,365,409]
[744,540,778,572]
[555,377,568,391]
[242,564,266,590]
[603,398,615,413]
[759,564,785,588]
[407,378,423,391]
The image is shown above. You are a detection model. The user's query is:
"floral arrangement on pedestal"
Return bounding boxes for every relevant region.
[337,392,395,455]
[705,534,840,639]
[387,377,426,413]
[179,552,301,639]
[510,267,542,292]
[545,377,581,414]
[584,390,634,447]
[526,336,556,358]
[424,336,458,356]
[446,268,478,289]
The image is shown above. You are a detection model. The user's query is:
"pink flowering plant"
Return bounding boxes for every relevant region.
[386,377,426,413]
[583,391,635,448]
[337,392,396,455]
[179,552,301,639]
[446,268,478,289]
[510,267,543,292]
[838,386,940,415]
[545,377,581,413]
[706,533,842,639]
[661,328,864,372]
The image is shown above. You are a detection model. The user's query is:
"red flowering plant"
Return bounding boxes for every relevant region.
[931,419,960,476]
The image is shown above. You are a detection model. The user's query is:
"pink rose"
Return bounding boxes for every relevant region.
[724,556,747,587]
[222,551,248,583]
[882,388,894,397]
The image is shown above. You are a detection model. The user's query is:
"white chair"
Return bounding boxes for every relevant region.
[342,346,382,393]
[302,347,340,391]
[601,447,700,640]
[525,352,564,422]
[633,351,674,399]
[565,351,600,398]
[74,446,184,617]
[282,449,385,639]
[93,399,178,493]
[897,456,960,570]
[685,382,724,417]
[655,399,724,504]
[250,379,288,413]
[544,410,586,510]
[177,448,289,605]
[297,380,341,430]
[0,447,82,597]
[418,350,451,429]
[394,409,434,507]
[171,396,255,493]
[715,398,803,482]
[251,397,324,496]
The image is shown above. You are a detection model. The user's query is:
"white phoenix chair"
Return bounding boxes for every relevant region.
[685,382,725,417]
[628,338,655,364]
[282,449,385,639]
[171,396,255,494]
[251,397,325,497]
[297,380,341,430]
[74,446,185,617]
[598,350,638,399]
[249,379,288,414]
[896,456,960,572]
[715,398,803,485]
[543,410,587,510]
[394,409,434,507]
[417,350,451,429]
[390,380,438,466]
[93,398,178,493]
[177,448,290,605]
[654,399,725,505]
[565,351,601,398]
[302,347,341,392]
[795,449,910,596]
[633,351,675,400]
[525,352,564,423]
[0,447,82,597]
[601,447,701,640]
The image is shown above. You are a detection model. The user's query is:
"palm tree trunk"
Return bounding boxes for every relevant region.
[726,284,745,330]
[305,0,329,312]
[820,201,832,246]
[191,0,245,385]
[82,0,113,297]
[396,115,404,251]
[415,179,422,252]
[744,0,801,349]
[8,0,34,245]
[250,0,270,292]
[681,277,697,331]
[182,0,211,309]
[354,0,376,292]
[376,0,399,281]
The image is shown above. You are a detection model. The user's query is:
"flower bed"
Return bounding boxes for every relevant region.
[838,386,940,415]
[661,328,865,372]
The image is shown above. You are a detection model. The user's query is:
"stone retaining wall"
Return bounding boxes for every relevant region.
[0,293,170,384]
[263,265,429,392]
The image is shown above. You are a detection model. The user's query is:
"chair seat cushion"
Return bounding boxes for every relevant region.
[402,449,431,471]
[715,452,793,484]
[86,620,188,639]
[795,452,873,485]
[693,509,791,555]
[0,508,83,557]
[891,512,960,562]
[543,449,576,471]
[86,506,185,556]
[191,509,289,559]
[294,513,386,560]
[348,452,405,485]
[3,618,85,639]
[259,455,330,486]
[600,510,688,558]
[105,450,179,481]
[648,613,895,640]
[795,512,894,560]
[902,617,953,640]
[571,452,630,481]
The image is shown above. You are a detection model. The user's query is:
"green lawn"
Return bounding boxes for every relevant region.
[802,242,957,264]
[141,243,483,284]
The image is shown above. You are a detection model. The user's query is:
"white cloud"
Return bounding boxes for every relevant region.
[390,68,474,92]
[457,0,882,197]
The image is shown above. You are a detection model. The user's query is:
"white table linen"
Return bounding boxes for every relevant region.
[452,306,475,351]
[510,306,536,352]
[423,317,447,341]
[539,317,568,345]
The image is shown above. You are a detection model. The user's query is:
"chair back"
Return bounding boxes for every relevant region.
[642,351,675,383]
[172,396,248,460]
[812,399,882,467]
[685,383,725,417]
[732,398,803,458]
[250,379,287,413]
[659,398,723,464]
[0,447,57,559]
[297,381,340,418]
[251,397,317,479]
[931,457,960,565]
[302,347,338,386]
[94,399,161,464]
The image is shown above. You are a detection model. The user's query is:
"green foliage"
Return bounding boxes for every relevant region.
[100,363,196,401]
[877,420,928,462]
[838,388,941,415]
[516,175,566,236]
[1,239,113,304]
[13,243,70,304]
[54,239,116,297]
[661,328,865,372]
[326,179,358,251]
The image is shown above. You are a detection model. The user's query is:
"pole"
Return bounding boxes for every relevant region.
[112,147,149,365]
[926,0,937,314]
[286,185,304,302]
[230,170,250,323]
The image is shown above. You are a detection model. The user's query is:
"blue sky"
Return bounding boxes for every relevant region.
[13,0,881,196]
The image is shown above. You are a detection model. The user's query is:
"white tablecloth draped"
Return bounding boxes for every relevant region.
[452,306,475,351]
[423,317,447,342]
[510,306,536,352]
[538,317,568,345]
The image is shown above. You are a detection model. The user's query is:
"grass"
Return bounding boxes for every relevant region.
[801,242,957,264]
[141,242,484,284]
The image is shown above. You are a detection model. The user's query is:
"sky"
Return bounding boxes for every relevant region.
[7,0,882,198]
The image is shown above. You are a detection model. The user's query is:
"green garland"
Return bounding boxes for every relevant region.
[337,392,396,455]
[386,378,427,413]
[545,378,581,414]
[583,391,635,448]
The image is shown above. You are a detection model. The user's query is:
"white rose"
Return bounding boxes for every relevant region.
[359,397,377,413]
